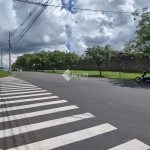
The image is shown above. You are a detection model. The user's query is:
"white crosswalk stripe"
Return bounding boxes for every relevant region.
[8,124,117,150]
[108,139,150,150]
[0,92,52,99]
[0,88,42,93]
[0,105,78,123]
[1,84,37,88]
[1,84,34,87]
[0,77,29,82]
[1,81,29,84]
[0,100,67,112]
[1,80,33,85]
[0,77,149,150]
[0,78,28,83]
[0,90,47,96]
[0,86,39,90]
[1,82,32,85]
[0,96,58,104]
[0,113,94,139]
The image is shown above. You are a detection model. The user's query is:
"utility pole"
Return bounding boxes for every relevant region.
[0,50,2,69]
[8,31,11,72]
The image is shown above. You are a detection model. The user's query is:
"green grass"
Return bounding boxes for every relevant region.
[0,71,12,78]
[36,70,145,80]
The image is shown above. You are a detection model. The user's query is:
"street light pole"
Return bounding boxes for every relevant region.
[8,31,11,72]
[0,50,2,69]
[117,52,122,79]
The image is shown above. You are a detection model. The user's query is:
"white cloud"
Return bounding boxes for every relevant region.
[43,35,51,43]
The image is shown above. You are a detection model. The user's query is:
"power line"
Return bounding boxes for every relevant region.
[11,0,56,46]
[11,6,47,45]
[28,0,60,33]
[11,1,50,46]
[1,0,44,54]
[48,4,133,14]
[10,0,44,37]
[3,0,134,14]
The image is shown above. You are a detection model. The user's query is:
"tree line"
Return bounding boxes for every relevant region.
[12,44,149,76]
[12,44,119,76]
[12,50,79,72]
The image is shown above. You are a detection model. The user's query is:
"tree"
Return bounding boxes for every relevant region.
[65,52,79,68]
[11,62,17,71]
[122,41,133,54]
[130,8,150,53]
[15,54,28,70]
[32,53,42,71]
[26,55,34,71]
[14,54,34,71]
[37,51,47,71]
[85,45,115,76]
[46,50,65,72]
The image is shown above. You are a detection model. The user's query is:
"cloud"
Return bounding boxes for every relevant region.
[0,0,150,69]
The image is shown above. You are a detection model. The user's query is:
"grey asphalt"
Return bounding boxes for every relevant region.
[1,71,150,150]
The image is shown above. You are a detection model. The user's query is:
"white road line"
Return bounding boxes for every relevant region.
[0,93,52,100]
[0,79,27,82]
[0,113,94,139]
[108,139,150,150]
[0,87,39,90]
[1,81,29,84]
[0,96,58,104]
[1,79,26,81]
[2,85,36,88]
[0,88,42,93]
[0,90,47,96]
[0,79,17,82]
[2,82,33,85]
[1,83,32,86]
[8,123,117,150]
[0,105,78,123]
[0,100,67,112]
[0,77,27,82]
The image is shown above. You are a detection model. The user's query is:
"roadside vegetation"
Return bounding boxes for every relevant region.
[36,70,145,80]
[0,71,12,78]
[11,8,150,80]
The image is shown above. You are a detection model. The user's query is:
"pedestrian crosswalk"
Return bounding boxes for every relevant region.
[0,77,149,150]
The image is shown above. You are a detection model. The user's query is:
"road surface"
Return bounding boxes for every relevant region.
[0,71,150,150]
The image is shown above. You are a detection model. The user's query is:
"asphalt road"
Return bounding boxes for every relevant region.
[0,71,150,150]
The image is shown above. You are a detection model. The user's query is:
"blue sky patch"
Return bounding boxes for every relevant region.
[66,43,71,50]
[61,0,77,14]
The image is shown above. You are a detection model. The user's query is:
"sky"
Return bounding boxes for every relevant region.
[0,0,150,69]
